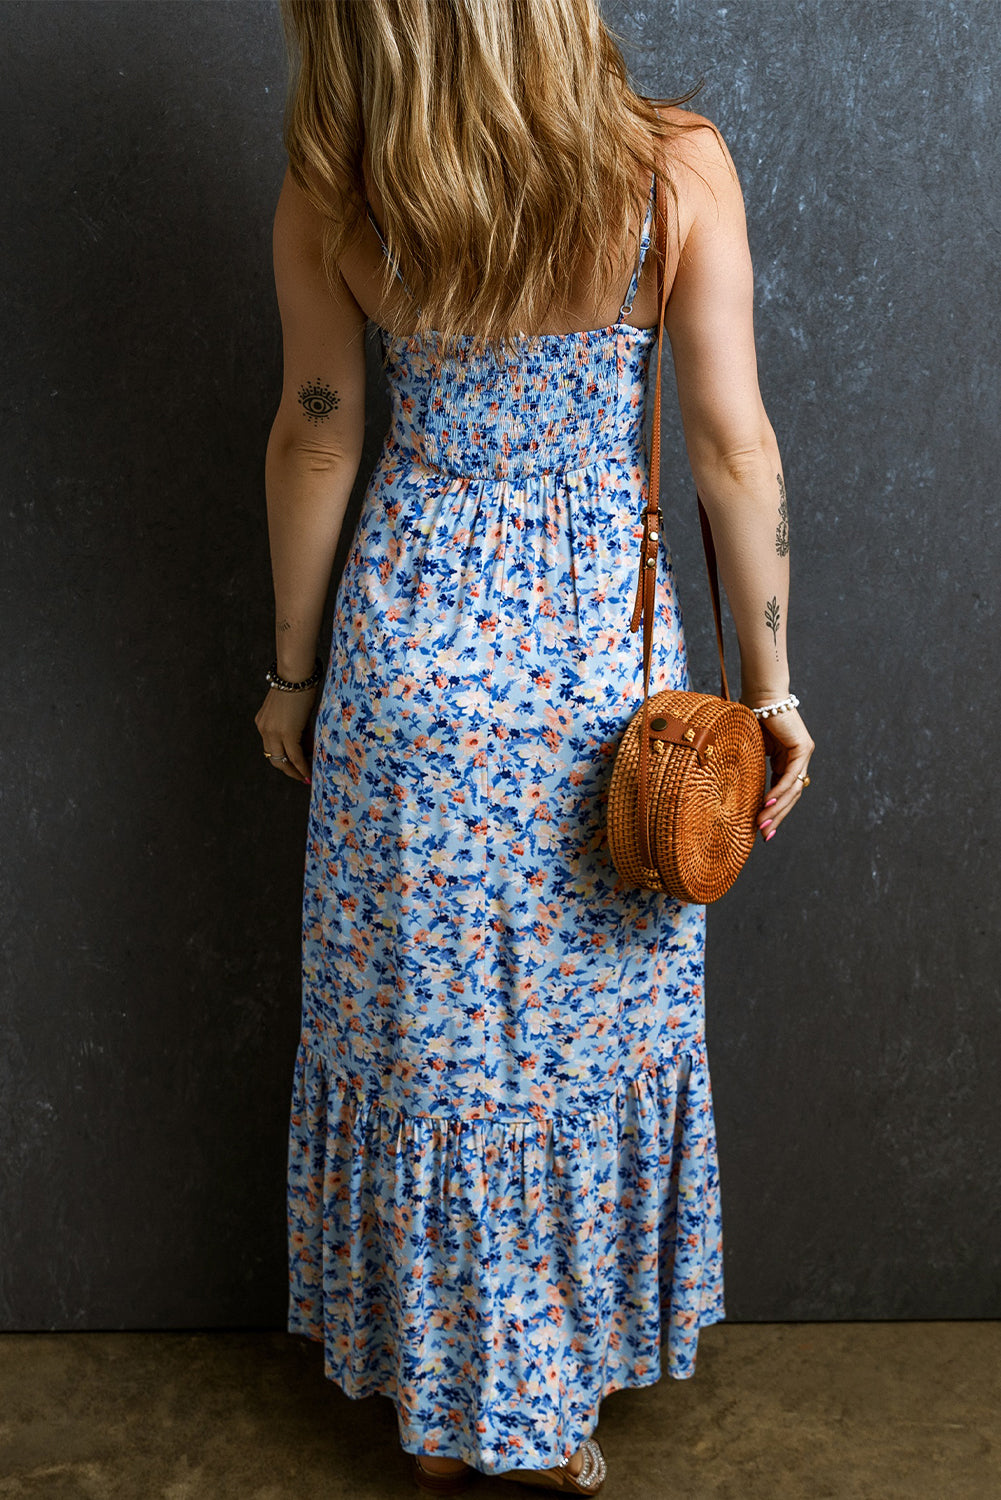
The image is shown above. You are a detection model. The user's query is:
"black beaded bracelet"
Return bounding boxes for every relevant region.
[265,655,324,692]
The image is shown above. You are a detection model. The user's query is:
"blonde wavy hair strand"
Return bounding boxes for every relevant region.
[279,0,706,363]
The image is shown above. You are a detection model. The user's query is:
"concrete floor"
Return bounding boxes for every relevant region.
[0,1322,997,1498]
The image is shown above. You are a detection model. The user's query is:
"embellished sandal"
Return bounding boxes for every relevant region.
[500,1437,608,1494]
[412,1453,477,1494]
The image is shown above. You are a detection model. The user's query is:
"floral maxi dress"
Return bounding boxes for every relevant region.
[286,171,725,1477]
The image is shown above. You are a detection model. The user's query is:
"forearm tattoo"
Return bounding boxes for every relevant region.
[765,596,781,656]
[297,379,340,424]
[277,616,292,634]
[775,473,790,556]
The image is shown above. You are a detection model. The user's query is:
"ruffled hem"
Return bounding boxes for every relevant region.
[286,1036,724,1477]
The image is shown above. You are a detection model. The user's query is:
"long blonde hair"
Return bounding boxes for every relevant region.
[279,0,703,362]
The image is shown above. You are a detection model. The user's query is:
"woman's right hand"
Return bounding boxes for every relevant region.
[254,683,319,786]
[743,702,815,841]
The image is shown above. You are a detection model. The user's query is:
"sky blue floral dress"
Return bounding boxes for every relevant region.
[286,171,725,1477]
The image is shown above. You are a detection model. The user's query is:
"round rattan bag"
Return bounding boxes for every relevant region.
[607,687,766,901]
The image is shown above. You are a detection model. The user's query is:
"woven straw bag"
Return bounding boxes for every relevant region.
[606,170,767,902]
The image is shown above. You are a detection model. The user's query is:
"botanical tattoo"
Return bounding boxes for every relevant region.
[297,378,340,424]
[775,473,790,556]
[765,596,781,655]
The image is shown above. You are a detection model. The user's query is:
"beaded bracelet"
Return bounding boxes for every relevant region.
[265,655,324,692]
[751,693,800,720]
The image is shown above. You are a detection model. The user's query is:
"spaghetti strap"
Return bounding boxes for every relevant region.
[618,169,657,321]
[367,173,655,329]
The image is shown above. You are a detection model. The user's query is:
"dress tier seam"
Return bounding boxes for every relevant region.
[293,1033,711,1121]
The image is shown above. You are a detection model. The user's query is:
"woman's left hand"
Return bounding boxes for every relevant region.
[254,685,319,785]
[746,704,815,840]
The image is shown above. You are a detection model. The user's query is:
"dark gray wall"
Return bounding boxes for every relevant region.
[2,0,997,1332]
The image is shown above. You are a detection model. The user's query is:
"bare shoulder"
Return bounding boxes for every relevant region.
[654,106,744,229]
[274,165,325,251]
[655,105,736,172]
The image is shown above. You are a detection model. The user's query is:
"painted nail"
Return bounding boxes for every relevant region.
[765,829,776,842]
[765,798,778,808]
[760,818,773,829]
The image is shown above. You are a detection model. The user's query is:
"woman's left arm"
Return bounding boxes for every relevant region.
[255,167,367,783]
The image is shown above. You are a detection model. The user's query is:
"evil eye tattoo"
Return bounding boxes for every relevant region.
[775,473,789,557]
[765,596,781,656]
[297,379,340,424]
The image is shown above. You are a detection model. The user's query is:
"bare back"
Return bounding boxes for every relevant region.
[336,106,707,339]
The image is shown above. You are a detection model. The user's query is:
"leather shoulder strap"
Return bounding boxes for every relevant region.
[628,160,730,704]
[627,147,732,870]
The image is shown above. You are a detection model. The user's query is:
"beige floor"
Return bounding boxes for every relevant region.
[0,1322,997,1498]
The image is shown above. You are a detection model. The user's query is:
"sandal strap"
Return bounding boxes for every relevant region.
[507,1437,607,1494]
[559,1439,607,1493]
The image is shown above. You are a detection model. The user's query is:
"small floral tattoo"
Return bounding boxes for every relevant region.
[775,473,789,557]
[765,596,781,655]
[297,379,340,424]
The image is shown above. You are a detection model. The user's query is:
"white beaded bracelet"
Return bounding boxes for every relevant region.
[751,693,800,719]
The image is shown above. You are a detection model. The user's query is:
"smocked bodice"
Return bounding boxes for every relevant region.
[375,320,658,481]
[365,167,659,481]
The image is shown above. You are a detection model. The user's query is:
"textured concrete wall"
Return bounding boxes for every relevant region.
[1,0,997,1330]
[616,0,1001,1319]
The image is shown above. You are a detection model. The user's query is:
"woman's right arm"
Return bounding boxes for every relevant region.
[254,167,368,784]
[663,114,814,834]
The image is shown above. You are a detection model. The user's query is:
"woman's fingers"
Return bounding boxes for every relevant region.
[750,711,815,841]
[756,755,812,836]
[264,741,291,774]
[256,689,315,786]
[285,740,312,784]
[262,736,310,784]
[269,741,310,783]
